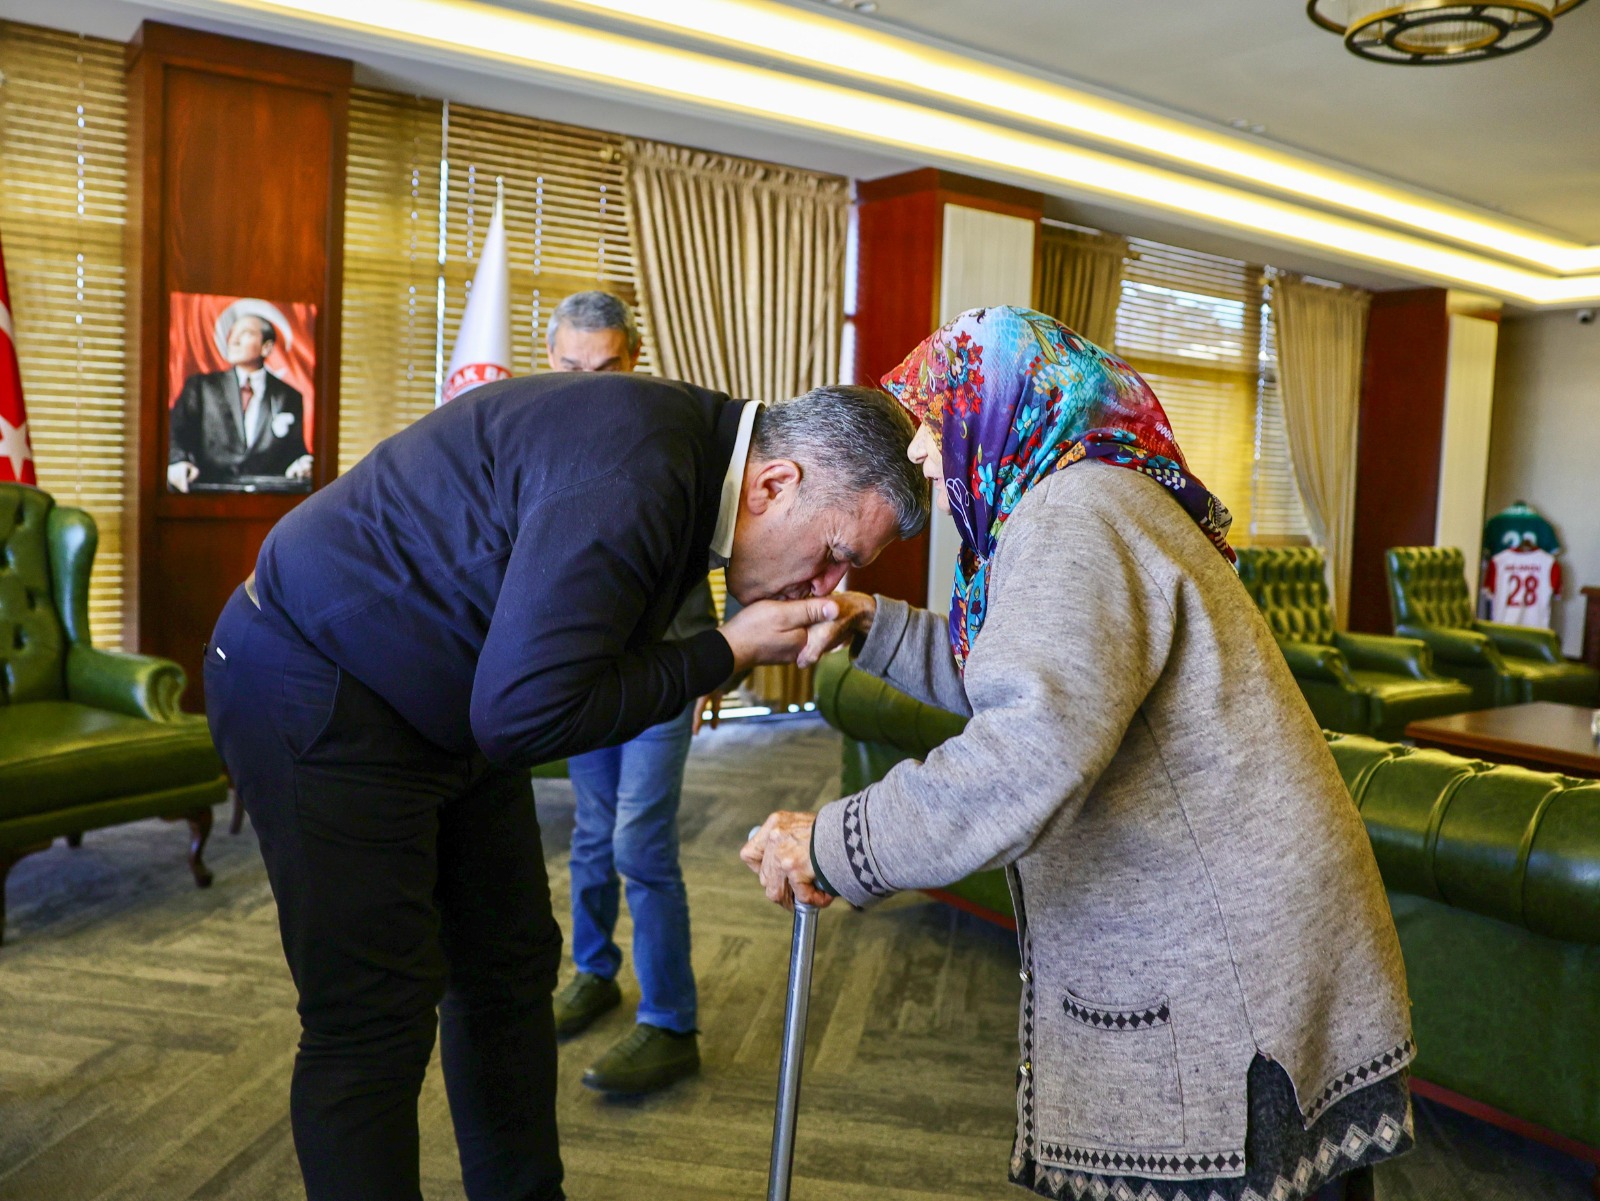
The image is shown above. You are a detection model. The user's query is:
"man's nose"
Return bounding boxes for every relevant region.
[812,564,848,596]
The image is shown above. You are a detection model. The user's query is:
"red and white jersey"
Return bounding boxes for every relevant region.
[1484,548,1561,628]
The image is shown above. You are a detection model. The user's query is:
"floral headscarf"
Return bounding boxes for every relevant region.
[882,306,1235,671]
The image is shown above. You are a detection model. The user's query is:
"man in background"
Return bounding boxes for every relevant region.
[544,291,716,1095]
[168,309,314,492]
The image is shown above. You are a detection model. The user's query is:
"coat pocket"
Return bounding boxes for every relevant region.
[1045,987,1184,1149]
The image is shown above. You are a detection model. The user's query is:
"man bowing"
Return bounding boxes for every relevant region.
[204,370,927,1201]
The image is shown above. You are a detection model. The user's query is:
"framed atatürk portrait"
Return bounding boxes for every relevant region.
[166,292,318,494]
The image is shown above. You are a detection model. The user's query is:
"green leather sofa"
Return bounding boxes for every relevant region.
[1235,546,1472,739]
[0,484,229,946]
[1386,546,1600,709]
[815,649,1600,1157]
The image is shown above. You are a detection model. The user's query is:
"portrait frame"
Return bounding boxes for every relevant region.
[165,291,319,494]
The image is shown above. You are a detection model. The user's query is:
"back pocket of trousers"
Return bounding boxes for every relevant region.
[1049,987,1184,1149]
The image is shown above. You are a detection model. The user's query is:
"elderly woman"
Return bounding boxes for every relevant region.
[743,308,1413,1201]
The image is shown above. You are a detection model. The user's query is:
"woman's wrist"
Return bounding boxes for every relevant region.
[846,592,876,657]
[855,593,877,633]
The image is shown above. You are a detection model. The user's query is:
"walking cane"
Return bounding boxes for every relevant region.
[769,899,819,1201]
[751,827,821,1201]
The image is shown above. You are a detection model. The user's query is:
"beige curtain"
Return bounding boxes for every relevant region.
[1271,275,1372,628]
[1034,225,1128,349]
[626,138,849,710]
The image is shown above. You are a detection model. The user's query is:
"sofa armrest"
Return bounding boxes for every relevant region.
[66,644,187,722]
[1474,620,1563,664]
[1278,639,1355,687]
[1335,631,1432,680]
[1396,623,1499,669]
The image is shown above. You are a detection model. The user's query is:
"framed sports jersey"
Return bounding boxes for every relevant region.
[1481,502,1563,627]
[1484,546,1561,627]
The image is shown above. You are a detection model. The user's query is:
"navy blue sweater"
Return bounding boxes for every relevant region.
[255,373,742,766]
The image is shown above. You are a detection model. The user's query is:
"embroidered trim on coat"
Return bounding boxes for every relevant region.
[1032,1144,1246,1181]
[841,796,893,898]
[1013,866,1038,1177]
[1300,1038,1414,1127]
[1015,1104,1412,1201]
[1063,994,1171,1030]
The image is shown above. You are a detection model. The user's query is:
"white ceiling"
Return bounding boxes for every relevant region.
[0,0,920,182]
[849,0,1600,242]
[3,0,1595,294]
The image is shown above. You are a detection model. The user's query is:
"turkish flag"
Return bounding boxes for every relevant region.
[0,232,38,486]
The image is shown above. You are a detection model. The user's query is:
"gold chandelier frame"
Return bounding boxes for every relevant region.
[1307,0,1590,63]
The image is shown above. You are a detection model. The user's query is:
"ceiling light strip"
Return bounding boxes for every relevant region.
[543,0,1600,273]
[155,0,1600,304]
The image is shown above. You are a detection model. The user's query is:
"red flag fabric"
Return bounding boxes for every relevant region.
[0,233,39,486]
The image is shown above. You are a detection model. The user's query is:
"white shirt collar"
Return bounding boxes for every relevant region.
[236,365,267,397]
[710,400,764,566]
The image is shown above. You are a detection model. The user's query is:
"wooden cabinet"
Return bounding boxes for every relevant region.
[125,23,350,705]
[847,169,1041,607]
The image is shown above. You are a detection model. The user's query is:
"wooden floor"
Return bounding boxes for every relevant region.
[1,717,1594,1201]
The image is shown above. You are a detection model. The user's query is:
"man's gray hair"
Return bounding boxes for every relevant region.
[751,385,929,540]
[545,290,641,355]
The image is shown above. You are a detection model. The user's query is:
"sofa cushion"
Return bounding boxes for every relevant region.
[1350,670,1474,740]
[1501,656,1600,706]
[0,701,223,820]
[1328,733,1600,945]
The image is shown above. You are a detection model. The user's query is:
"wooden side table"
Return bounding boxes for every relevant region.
[1584,585,1600,670]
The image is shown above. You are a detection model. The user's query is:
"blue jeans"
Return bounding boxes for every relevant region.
[565,703,697,1033]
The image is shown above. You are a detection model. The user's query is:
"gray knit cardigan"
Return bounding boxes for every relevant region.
[812,463,1413,1184]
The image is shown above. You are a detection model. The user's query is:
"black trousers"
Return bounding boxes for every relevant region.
[206,587,565,1201]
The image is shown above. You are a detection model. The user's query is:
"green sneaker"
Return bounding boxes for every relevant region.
[581,1023,700,1094]
[552,972,622,1039]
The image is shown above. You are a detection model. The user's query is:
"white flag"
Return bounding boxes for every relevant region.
[441,185,512,405]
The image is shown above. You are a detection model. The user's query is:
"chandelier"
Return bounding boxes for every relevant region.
[1307,0,1589,63]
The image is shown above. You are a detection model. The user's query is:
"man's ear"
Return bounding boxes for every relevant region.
[744,458,801,516]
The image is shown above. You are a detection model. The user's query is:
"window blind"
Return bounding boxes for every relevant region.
[0,22,129,647]
[338,87,445,473]
[441,102,653,380]
[340,95,659,470]
[1115,237,1308,545]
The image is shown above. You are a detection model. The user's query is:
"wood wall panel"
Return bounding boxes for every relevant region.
[145,518,280,671]
[1347,288,1450,633]
[848,180,941,606]
[126,22,350,707]
[846,169,1041,608]
[163,70,336,299]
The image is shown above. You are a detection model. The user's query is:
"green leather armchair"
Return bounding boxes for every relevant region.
[1234,546,1472,740]
[1385,546,1599,709]
[0,483,229,946]
[816,649,1600,1157]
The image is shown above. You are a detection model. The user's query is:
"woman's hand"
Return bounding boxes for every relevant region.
[740,811,832,910]
[796,591,876,669]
